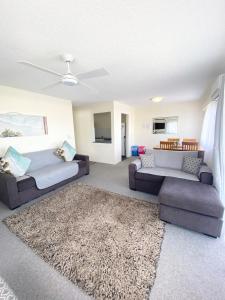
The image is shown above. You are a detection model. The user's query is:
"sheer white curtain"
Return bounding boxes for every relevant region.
[213,74,225,204]
[201,74,225,205]
[200,101,217,168]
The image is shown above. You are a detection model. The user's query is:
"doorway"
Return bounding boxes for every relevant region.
[121,113,128,160]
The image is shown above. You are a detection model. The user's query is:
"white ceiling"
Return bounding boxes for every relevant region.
[0,0,225,105]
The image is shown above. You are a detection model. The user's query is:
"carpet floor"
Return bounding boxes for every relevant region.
[0,159,225,300]
[4,183,164,300]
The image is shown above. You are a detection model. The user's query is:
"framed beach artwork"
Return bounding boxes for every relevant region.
[0,112,48,138]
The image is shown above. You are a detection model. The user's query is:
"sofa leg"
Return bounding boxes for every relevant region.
[130,187,136,191]
[163,220,171,224]
[203,233,217,239]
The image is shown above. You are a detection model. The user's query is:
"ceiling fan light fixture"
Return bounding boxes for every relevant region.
[151,96,163,103]
[18,54,108,92]
[62,74,78,86]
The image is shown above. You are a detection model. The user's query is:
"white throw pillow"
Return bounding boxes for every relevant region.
[182,156,202,175]
[140,154,155,168]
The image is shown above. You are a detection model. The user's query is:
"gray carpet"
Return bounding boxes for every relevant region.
[0,159,225,300]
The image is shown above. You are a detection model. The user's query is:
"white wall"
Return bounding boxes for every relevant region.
[134,101,203,149]
[0,86,75,156]
[73,101,134,164]
[73,102,115,164]
[113,101,134,163]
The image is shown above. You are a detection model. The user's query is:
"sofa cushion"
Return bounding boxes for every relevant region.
[159,177,224,218]
[27,161,79,189]
[182,156,202,175]
[146,149,198,170]
[17,161,85,193]
[25,149,63,172]
[137,167,199,182]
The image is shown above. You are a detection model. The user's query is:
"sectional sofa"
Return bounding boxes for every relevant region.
[0,149,89,209]
[129,149,224,237]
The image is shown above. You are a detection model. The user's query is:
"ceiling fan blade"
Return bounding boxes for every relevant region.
[18,61,62,77]
[41,81,61,90]
[79,81,98,94]
[76,68,109,80]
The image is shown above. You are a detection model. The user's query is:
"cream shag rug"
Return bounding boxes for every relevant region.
[4,183,165,300]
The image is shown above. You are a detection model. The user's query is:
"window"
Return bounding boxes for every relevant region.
[93,112,112,143]
[166,117,178,134]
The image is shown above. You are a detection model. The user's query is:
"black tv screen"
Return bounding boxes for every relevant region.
[155,123,165,130]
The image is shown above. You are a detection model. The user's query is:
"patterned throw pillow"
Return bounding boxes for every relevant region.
[140,154,155,168]
[0,158,10,174]
[3,146,31,177]
[56,141,76,162]
[182,156,202,175]
[55,148,64,158]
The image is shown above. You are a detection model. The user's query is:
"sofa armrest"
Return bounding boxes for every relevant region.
[74,154,89,175]
[199,164,213,185]
[74,154,89,162]
[129,159,141,190]
[130,159,142,171]
[0,172,19,209]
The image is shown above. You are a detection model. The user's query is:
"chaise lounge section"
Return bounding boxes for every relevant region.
[159,177,224,237]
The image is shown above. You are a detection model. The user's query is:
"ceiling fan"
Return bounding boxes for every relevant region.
[18,54,109,92]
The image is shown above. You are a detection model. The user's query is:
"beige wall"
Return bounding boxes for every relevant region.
[74,100,203,164]
[134,101,203,149]
[0,86,75,156]
[0,86,203,162]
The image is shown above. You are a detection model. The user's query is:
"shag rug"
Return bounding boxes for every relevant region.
[3,183,165,300]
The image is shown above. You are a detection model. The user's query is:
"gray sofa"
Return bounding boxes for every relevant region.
[129,150,210,194]
[0,149,89,210]
[129,150,224,237]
